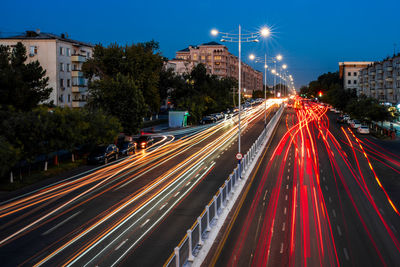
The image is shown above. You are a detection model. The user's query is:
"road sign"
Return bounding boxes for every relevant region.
[236,153,243,160]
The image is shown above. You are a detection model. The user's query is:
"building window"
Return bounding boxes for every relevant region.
[348,80,351,84]
[348,72,351,76]
[60,78,64,88]
[201,55,205,60]
[68,94,71,102]
[67,64,70,72]
[60,94,64,103]
[87,52,91,58]
[353,72,357,76]
[353,80,357,84]
[193,54,198,60]
[214,56,222,61]
[67,79,71,87]
[60,63,64,71]
[29,46,37,56]
[66,48,70,56]
[59,47,64,55]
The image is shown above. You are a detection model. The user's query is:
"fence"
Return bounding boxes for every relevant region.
[164,105,283,267]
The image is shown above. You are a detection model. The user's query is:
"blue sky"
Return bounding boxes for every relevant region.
[1,0,399,88]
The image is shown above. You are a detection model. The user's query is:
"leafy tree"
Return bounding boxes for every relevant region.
[87,73,146,134]
[0,136,20,182]
[83,41,164,114]
[0,42,52,111]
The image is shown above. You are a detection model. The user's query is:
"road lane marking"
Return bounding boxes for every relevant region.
[329,197,332,203]
[337,225,342,236]
[287,175,290,180]
[325,185,329,191]
[263,190,268,201]
[140,219,150,228]
[332,209,336,218]
[288,162,291,166]
[42,210,82,236]
[286,185,289,189]
[379,208,384,215]
[343,248,349,260]
[174,191,180,197]
[159,203,167,210]
[288,168,290,172]
[284,207,287,215]
[323,176,326,181]
[114,239,128,251]
[280,243,284,253]
[282,222,286,231]
[285,194,288,201]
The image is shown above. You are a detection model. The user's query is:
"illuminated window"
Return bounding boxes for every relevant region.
[201,55,205,60]
[193,54,198,60]
[214,56,222,61]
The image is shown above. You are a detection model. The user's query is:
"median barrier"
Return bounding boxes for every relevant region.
[164,105,284,267]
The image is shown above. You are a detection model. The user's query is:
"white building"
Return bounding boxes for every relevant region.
[339,61,373,94]
[0,30,94,108]
[359,55,400,104]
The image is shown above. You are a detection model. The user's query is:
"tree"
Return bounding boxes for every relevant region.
[0,42,52,111]
[83,41,164,114]
[0,136,20,182]
[87,73,147,134]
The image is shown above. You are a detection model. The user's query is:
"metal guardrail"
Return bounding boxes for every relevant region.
[164,105,283,267]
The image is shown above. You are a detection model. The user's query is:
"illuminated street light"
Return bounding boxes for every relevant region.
[211,25,268,168]
[276,54,283,61]
[260,27,270,37]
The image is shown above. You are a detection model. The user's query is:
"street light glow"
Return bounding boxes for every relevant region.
[249,54,255,60]
[211,29,219,36]
[276,54,283,61]
[271,69,276,74]
[260,27,270,37]
[264,64,268,69]
[282,64,287,69]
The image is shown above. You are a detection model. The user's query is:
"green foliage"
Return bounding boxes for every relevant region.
[0,108,121,181]
[87,73,147,134]
[169,64,238,123]
[0,42,52,111]
[83,41,163,114]
[345,95,391,122]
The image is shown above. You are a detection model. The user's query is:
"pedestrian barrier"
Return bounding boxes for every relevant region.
[164,105,284,267]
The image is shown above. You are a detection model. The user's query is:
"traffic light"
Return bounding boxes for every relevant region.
[318,91,323,97]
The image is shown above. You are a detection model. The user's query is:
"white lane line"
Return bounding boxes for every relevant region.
[323,176,326,182]
[288,168,290,172]
[337,225,342,236]
[195,173,200,178]
[186,181,191,186]
[391,224,398,233]
[332,209,336,218]
[288,162,291,166]
[325,185,329,191]
[280,243,284,253]
[287,175,290,180]
[282,222,286,231]
[286,185,289,190]
[174,191,180,197]
[140,219,150,228]
[343,248,349,260]
[159,203,167,210]
[263,190,268,201]
[42,210,82,236]
[329,196,332,203]
[114,239,128,251]
[217,155,220,158]
[285,194,288,201]
[284,207,287,215]
[379,208,385,215]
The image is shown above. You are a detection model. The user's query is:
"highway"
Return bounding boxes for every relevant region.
[0,100,280,266]
[210,101,400,267]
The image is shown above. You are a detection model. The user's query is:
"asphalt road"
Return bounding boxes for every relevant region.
[210,102,400,267]
[0,100,280,266]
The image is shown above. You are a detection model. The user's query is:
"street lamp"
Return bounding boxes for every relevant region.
[211,25,269,165]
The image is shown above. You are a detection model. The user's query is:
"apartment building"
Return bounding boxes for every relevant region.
[0,30,93,108]
[339,61,373,94]
[359,55,400,104]
[170,41,263,94]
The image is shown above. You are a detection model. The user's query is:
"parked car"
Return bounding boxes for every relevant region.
[334,109,341,114]
[201,116,216,124]
[343,115,350,122]
[336,116,345,123]
[136,135,154,149]
[118,141,136,156]
[347,119,354,125]
[357,125,370,134]
[87,144,119,164]
[350,120,361,129]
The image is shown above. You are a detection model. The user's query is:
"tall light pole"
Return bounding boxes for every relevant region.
[211,26,269,159]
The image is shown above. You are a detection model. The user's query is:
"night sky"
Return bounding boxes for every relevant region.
[1,0,399,89]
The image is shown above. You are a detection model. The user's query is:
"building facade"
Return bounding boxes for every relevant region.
[339,61,374,94]
[170,42,263,94]
[358,55,400,104]
[0,30,93,108]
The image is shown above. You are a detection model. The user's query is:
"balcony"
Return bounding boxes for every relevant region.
[369,71,376,75]
[377,69,383,74]
[387,89,394,94]
[72,70,84,77]
[386,77,393,82]
[71,55,86,62]
[397,76,400,80]
[72,99,86,108]
[71,85,86,93]
[386,67,393,71]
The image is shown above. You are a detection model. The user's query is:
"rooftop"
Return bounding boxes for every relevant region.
[0,30,94,47]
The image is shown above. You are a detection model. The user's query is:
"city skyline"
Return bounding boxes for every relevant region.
[1,0,399,88]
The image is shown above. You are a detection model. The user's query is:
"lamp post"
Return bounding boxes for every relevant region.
[211,26,269,157]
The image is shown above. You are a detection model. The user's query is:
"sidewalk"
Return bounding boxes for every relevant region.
[377,121,400,136]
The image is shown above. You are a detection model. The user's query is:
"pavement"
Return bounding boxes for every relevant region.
[0,102,278,266]
[208,105,400,266]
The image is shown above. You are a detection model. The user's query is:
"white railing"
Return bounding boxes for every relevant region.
[164,105,284,267]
